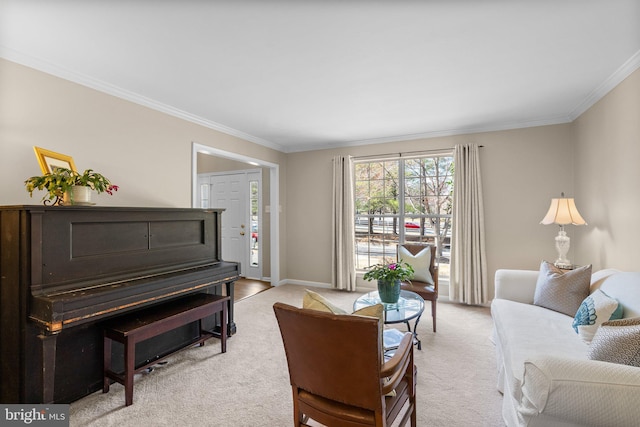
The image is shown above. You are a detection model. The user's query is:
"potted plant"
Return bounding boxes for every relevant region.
[25,167,118,205]
[363,260,414,303]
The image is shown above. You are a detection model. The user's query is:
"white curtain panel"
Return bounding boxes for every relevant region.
[332,155,356,291]
[450,144,488,305]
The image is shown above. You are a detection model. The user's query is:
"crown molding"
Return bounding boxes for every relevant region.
[3,45,639,154]
[289,49,640,153]
[0,46,288,153]
[568,49,640,120]
[289,115,574,153]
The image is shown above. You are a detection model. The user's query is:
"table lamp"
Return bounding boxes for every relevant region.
[540,193,587,269]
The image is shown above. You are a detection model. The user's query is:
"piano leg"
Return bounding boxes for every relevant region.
[37,333,58,404]
[225,280,237,336]
[103,333,112,394]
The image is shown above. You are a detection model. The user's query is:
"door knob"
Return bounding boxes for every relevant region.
[240,231,245,236]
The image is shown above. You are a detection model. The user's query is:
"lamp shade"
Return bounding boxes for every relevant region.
[540,198,587,226]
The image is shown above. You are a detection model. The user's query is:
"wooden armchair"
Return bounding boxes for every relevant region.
[398,243,439,332]
[273,302,417,427]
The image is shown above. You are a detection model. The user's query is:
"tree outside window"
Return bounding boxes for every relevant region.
[354,155,454,285]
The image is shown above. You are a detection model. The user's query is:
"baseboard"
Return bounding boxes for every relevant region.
[276,279,377,294]
[241,276,271,283]
[277,279,331,288]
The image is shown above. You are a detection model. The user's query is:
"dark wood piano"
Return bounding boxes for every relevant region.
[0,206,240,404]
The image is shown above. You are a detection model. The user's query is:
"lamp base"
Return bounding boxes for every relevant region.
[553,262,574,270]
[554,228,572,269]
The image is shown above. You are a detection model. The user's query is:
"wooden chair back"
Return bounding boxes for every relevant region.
[273,302,417,426]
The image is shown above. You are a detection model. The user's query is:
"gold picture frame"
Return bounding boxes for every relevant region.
[33,146,77,174]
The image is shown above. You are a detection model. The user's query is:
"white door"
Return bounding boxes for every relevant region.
[205,171,262,279]
[210,173,245,274]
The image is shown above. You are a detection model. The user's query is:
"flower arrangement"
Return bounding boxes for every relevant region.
[363,260,415,283]
[25,167,118,204]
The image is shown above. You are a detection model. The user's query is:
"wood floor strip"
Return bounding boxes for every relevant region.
[232,278,271,302]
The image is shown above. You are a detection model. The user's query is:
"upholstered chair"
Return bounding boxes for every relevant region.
[397,243,439,332]
[273,302,417,427]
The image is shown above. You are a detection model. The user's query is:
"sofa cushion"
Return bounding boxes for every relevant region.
[533,261,592,316]
[589,317,640,367]
[491,299,589,403]
[593,272,640,318]
[398,245,434,285]
[519,357,640,427]
[572,289,623,343]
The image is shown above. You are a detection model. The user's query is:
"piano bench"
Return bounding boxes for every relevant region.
[102,293,230,406]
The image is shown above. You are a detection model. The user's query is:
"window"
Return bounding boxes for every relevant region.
[249,180,259,267]
[354,154,454,284]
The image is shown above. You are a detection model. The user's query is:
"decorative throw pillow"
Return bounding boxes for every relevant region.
[398,245,434,285]
[301,290,394,395]
[572,289,623,343]
[302,289,348,314]
[302,289,383,324]
[588,317,640,367]
[533,261,592,316]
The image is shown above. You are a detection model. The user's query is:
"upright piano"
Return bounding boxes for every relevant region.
[0,206,240,403]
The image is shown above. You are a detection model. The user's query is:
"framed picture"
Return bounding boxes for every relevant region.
[33,146,77,174]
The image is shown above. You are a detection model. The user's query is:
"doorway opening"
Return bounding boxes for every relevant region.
[191,142,280,286]
[197,170,262,279]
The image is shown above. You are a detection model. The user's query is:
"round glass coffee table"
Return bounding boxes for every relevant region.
[353,290,425,350]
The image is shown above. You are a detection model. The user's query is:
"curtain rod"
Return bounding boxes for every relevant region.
[353,145,483,161]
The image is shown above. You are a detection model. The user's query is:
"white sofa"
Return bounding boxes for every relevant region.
[491,268,640,427]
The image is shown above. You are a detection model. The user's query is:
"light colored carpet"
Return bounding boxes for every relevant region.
[70,285,504,426]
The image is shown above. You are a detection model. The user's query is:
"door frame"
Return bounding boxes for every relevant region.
[191,142,280,286]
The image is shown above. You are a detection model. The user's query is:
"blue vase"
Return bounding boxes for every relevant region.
[377,279,401,304]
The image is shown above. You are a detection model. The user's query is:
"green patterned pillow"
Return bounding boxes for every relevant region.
[533,261,592,316]
[572,289,623,343]
[588,317,640,367]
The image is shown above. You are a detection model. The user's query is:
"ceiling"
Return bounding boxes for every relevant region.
[2,1,639,153]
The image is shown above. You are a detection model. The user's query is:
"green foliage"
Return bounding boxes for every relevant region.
[363,260,414,283]
[25,168,118,202]
[354,155,455,265]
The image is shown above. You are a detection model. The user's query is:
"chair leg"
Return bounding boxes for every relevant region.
[432,300,437,333]
[293,388,304,426]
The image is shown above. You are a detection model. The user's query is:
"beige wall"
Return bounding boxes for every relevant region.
[573,68,640,271]
[286,124,575,298]
[0,58,288,277]
[3,57,637,297]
